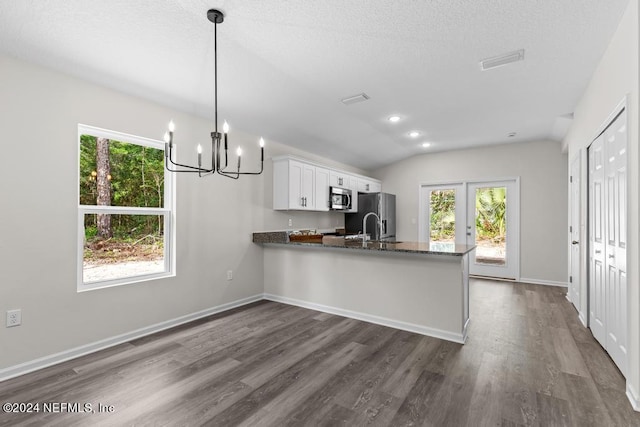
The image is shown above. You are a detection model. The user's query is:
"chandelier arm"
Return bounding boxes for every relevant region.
[164,162,206,173]
[220,163,264,176]
[166,153,212,172]
[217,170,241,180]
[166,143,214,172]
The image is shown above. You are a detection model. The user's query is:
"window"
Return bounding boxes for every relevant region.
[77,124,174,291]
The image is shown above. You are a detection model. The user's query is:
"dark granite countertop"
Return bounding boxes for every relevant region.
[253,232,475,256]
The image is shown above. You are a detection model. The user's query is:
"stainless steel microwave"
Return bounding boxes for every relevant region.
[329,186,352,210]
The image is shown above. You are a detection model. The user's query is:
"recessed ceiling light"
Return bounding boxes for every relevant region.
[388,115,401,123]
[422,142,431,148]
[408,131,420,138]
[508,132,517,137]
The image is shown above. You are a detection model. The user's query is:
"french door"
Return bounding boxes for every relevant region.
[420,179,519,280]
[466,181,519,279]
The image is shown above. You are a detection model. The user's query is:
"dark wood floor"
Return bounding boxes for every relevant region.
[1,279,639,426]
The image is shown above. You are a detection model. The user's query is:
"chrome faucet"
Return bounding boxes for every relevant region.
[362,212,381,244]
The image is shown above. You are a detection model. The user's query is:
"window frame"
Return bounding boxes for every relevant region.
[77,124,175,292]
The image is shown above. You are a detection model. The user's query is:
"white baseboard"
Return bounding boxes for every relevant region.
[627,383,640,412]
[0,294,264,382]
[578,311,588,327]
[519,277,568,288]
[263,293,466,344]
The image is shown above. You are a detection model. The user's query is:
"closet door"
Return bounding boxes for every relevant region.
[604,110,627,375]
[588,109,627,376]
[588,134,606,346]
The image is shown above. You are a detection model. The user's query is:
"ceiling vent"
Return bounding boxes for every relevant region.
[480,49,525,71]
[341,93,370,105]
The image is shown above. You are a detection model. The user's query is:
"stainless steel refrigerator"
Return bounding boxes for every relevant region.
[345,193,396,241]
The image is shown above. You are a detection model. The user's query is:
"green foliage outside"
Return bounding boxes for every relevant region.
[80,135,165,264]
[429,187,506,243]
[430,190,456,241]
[475,187,506,242]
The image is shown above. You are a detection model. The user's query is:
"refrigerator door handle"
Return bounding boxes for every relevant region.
[382,219,387,235]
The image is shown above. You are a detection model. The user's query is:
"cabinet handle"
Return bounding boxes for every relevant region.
[366,184,370,191]
[338,177,343,186]
[595,250,602,254]
[608,254,615,259]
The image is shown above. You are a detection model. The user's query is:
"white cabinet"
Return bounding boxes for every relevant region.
[273,156,380,212]
[357,178,381,193]
[274,158,329,211]
[329,171,351,189]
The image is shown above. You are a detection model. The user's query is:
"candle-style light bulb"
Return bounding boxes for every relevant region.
[197,144,203,154]
[197,144,202,167]
[168,121,175,132]
[163,132,170,143]
[236,146,242,170]
[259,137,264,161]
[223,121,229,152]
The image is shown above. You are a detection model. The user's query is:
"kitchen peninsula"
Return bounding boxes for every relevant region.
[254,232,475,344]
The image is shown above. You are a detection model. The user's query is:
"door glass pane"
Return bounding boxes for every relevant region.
[474,187,506,265]
[429,189,456,243]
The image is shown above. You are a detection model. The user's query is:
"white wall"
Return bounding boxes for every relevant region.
[562,0,640,407]
[373,140,568,284]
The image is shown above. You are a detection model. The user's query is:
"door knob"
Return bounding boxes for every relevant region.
[572,240,579,245]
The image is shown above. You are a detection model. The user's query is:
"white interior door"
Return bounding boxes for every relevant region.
[466,180,519,280]
[589,134,606,346]
[569,154,581,307]
[588,108,627,376]
[604,110,627,375]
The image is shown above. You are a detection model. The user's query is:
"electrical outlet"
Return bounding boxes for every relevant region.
[288,218,293,227]
[226,270,233,281]
[6,309,21,327]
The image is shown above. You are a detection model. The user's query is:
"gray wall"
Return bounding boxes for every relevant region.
[373,140,568,284]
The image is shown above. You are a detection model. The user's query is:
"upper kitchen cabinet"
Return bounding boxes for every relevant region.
[272,155,380,212]
[273,157,329,211]
[330,171,358,212]
[329,171,351,189]
[357,178,382,193]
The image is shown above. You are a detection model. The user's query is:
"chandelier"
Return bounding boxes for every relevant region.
[164,9,264,179]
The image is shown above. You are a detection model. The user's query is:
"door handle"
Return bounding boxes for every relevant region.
[572,240,579,245]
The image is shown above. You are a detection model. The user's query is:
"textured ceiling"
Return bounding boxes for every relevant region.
[0,0,630,170]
